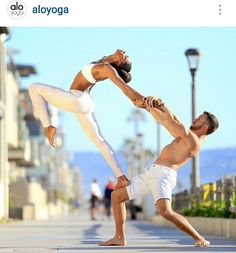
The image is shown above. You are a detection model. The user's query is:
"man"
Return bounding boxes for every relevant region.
[99,96,219,247]
[103,179,115,219]
[90,179,102,220]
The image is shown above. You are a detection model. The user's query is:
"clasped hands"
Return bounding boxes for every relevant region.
[134,96,165,112]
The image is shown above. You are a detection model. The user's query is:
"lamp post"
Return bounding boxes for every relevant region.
[185,48,201,191]
[157,123,161,155]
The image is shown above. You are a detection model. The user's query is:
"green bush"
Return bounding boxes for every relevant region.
[182,199,232,218]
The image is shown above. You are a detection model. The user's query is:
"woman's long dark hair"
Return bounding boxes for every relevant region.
[111,62,132,83]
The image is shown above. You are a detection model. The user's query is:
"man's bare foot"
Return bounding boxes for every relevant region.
[195,238,210,247]
[99,237,126,246]
[114,175,130,190]
[44,126,56,147]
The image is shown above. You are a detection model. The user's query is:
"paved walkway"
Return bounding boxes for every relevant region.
[0,211,236,253]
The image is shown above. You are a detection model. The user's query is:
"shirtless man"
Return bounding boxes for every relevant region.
[99,96,219,247]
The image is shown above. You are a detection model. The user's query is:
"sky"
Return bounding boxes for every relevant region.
[6,27,236,154]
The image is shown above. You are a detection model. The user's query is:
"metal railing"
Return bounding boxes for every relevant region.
[172,175,236,218]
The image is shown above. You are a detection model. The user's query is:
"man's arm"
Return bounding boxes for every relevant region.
[145,96,195,143]
[150,105,187,139]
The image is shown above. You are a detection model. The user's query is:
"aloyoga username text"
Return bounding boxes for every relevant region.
[32,5,69,16]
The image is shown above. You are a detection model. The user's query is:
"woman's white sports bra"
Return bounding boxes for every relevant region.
[81,64,97,84]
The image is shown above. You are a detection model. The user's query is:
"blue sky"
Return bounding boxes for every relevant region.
[7,27,236,154]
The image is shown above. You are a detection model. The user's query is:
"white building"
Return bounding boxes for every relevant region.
[0,27,10,220]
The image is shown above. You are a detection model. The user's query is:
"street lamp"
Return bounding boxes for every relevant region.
[185,48,201,190]
[157,123,161,155]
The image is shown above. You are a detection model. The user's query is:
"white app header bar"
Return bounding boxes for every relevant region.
[0,0,236,26]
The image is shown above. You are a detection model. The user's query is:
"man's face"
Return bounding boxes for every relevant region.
[190,113,208,131]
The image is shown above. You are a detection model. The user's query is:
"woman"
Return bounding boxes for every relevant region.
[103,179,115,219]
[28,49,145,188]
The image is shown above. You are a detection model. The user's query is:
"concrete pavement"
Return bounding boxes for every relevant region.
[0,210,236,253]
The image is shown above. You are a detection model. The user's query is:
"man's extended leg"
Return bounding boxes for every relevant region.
[99,187,129,246]
[156,199,210,246]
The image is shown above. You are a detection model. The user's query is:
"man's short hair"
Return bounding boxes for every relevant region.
[204,111,219,135]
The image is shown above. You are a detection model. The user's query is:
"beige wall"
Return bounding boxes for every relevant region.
[27,182,48,220]
[5,70,19,147]
[150,215,236,240]
[10,180,48,220]
[0,183,4,217]
[0,33,9,219]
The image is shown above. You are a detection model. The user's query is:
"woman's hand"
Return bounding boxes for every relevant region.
[133,99,146,108]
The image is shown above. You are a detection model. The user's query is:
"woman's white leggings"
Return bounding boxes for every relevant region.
[28,83,123,177]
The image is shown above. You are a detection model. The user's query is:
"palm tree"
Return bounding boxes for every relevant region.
[127,108,145,136]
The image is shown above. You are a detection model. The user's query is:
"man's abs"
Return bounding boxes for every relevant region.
[155,141,193,170]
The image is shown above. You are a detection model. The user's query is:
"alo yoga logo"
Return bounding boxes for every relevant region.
[8,0,27,19]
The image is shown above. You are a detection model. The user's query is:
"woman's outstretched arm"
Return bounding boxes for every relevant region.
[105,64,145,105]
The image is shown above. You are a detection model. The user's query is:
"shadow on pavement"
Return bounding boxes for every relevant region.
[131,222,236,251]
[83,224,102,239]
[53,245,236,252]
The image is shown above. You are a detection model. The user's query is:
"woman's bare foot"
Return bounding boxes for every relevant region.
[44,126,56,147]
[195,238,210,247]
[99,237,126,246]
[114,175,130,190]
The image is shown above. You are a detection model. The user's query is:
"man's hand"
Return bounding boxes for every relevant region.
[144,96,165,112]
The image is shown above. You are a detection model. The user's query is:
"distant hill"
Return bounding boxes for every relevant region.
[69,147,236,197]
[69,151,128,198]
[176,147,236,192]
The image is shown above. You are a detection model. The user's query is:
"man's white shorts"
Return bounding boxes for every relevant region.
[126,164,177,202]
